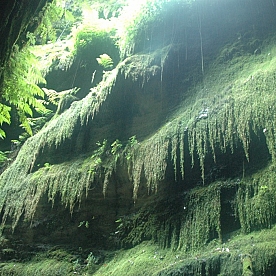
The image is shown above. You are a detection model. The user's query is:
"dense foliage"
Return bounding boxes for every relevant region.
[1,45,46,138]
[0,0,64,139]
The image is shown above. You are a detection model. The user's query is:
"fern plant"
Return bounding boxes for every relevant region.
[0,104,11,139]
[1,45,47,137]
[96,54,114,69]
[33,1,63,43]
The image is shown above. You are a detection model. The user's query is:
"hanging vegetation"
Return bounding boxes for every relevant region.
[1,4,276,273]
[1,33,276,238]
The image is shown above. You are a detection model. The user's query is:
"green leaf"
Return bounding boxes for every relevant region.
[96,54,113,70]
[0,129,6,139]
[19,115,33,136]
[0,104,11,130]
[23,103,33,117]
[2,44,47,136]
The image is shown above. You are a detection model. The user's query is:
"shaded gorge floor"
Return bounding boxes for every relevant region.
[2,224,276,275]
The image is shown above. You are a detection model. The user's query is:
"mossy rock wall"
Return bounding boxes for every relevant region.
[1,0,276,274]
[1,37,276,247]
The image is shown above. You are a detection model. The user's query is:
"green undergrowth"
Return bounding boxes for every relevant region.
[92,225,276,275]
[0,259,72,276]
[2,224,275,275]
[1,164,276,274]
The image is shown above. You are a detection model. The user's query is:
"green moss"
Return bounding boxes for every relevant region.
[177,183,222,252]
[122,37,276,199]
[242,254,253,276]
[2,31,276,246]
[0,259,72,276]
[92,225,276,275]
[1,226,276,275]
[235,164,276,233]
[110,182,222,253]
[73,25,119,73]
[0,69,116,229]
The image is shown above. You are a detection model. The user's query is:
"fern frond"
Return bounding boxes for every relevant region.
[0,129,6,139]
[34,2,63,43]
[23,103,33,117]
[34,100,48,114]
[18,112,33,136]
[0,104,11,126]
[96,54,113,69]
[2,45,47,137]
